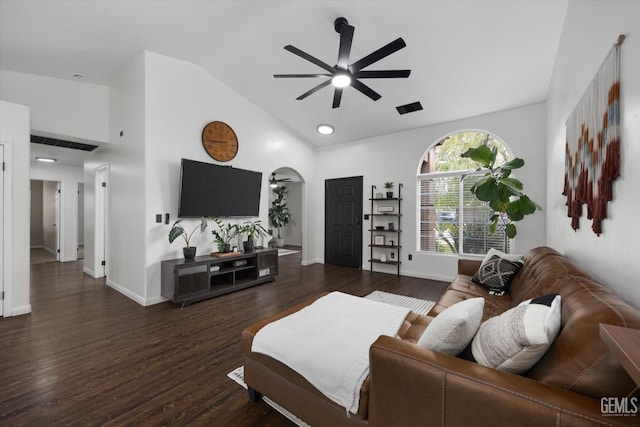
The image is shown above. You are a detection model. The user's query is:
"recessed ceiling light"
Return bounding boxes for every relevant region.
[36,157,57,163]
[331,73,351,88]
[317,124,334,135]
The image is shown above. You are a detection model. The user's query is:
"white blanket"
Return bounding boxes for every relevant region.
[251,291,410,414]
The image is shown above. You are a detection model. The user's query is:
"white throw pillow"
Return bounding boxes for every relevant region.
[468,294,561,374]
[481,248,523,264]
[417,297,485,355]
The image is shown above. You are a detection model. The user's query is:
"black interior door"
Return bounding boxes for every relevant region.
[325,176,363,268]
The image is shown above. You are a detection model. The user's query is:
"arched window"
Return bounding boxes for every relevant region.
[417,131,513,255]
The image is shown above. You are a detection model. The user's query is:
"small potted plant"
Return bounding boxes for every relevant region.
[210,217,240,253]
[240,219,268,253]
[384,181,394,198]
[268,186,292,247]
[168,217,208,260]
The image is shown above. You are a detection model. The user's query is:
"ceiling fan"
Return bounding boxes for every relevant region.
[274,17,411,108]
[269,173,292,188]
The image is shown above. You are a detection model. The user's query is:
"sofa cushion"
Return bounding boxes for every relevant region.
[417,297,484,355]
[525,274,640,398]
[464,294,561,374]
[471,255,523,296]
[507,246,590,305]
[428,274,512,321]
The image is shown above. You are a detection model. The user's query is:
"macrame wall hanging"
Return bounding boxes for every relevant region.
[563,34,624,236]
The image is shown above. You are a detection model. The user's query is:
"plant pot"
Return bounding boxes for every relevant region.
[216,243,231,253]
[386,191,393,198]
[275,238,285,248]
[243,240,255,253]
[183,247,196,260]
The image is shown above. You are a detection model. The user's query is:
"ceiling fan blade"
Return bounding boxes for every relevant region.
[284,45,334,73]
[296,79,332,100]
[332,87,344,109]
[349,38,407,72]
[351,79,381,101]
[336,25,354,69]
[274,73,332,78]
[354,69,411,79]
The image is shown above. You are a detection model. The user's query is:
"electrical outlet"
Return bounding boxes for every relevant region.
[408,254,413,261]
[364,214,370,220]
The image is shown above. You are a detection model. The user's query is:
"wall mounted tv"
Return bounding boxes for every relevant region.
[178,158,262,218]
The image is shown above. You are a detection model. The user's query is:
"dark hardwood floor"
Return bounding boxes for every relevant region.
[1,249,448,426]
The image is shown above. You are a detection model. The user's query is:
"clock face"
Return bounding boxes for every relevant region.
[202,121,238,162]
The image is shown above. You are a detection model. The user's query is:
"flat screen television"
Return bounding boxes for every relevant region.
[178,158,262,218]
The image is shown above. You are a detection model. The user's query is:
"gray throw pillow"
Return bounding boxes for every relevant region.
[417,297,485,355]
[466,294,562,373]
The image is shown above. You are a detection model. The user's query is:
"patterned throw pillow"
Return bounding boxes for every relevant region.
[462,294,562,374]
[471,255,523,296]
[417,297,485,355]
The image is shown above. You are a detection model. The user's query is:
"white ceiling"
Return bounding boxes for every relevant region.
[1,0,568,158]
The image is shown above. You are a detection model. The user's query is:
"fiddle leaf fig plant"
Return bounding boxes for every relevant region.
[461,145,541,250]
[168,217,208,248]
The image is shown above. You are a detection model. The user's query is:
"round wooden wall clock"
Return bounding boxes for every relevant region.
[202,121,238,162]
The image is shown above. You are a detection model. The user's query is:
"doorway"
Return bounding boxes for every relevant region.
[268,167,304,259]
[324,176,363,268]
[30,179,61,264]
[94,165,107,278]
[0,144,3,316]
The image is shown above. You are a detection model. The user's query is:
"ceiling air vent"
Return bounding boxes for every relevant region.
[31,135,98,151]
[396,101,423,115]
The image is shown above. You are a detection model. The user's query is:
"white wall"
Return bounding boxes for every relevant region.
[30,162,84,261]
[0,70,109,143]
[546,0,640,309]
[84,52,147,302]
[144,51,317,304]
[317,103,547,282]
[0,100,31,316]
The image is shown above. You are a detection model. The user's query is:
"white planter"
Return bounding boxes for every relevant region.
[275,238,285,247]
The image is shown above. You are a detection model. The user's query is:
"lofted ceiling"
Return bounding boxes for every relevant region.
[1,0,568,158]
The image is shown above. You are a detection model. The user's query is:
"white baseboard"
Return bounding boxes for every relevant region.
[106,278,145,306]
[83,266,95,277]
[301,258,322,266]
[12,304,32,316]
[144,295,168,306]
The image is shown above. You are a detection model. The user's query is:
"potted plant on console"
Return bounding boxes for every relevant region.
[384,181,394,198]
[268,186,292,248]
[168,217,208,260]
[240,219,268,253]
[210,217,240,254]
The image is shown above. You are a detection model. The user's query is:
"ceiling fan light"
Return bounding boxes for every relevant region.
[331,73,351,88]
[317,124,334,135]
[269,174,279,188]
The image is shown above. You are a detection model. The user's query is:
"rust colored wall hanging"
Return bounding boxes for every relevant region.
[563,35,624,235]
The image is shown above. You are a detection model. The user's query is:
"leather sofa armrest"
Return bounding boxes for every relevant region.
[368,336,635,427]
[458,258,481,276]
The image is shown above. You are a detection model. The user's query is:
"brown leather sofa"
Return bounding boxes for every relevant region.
[242,247,640,426]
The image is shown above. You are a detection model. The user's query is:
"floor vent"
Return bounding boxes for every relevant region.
[31,135,99,151]
[396,101,423,115]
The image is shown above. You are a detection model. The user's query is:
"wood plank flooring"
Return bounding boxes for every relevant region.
[0,250,449,426]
